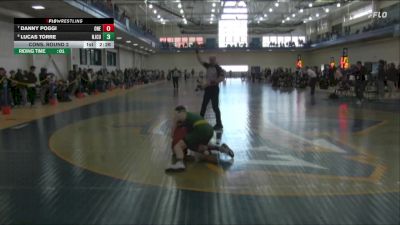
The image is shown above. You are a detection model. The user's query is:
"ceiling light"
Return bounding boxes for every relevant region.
[32,5,45,10]
[300,8,304,13]
[210,21,213,24]
[153,9,157,14]
[140,46,144,48]
[309,16,312,20]
[316,13,319,17]
[282,20,285,23]
[257,21,260,24]
[157,14,161,18]
[264,14,267,17]
[275,2,279,7]
[259,17,263,21]
[286,17,290,21]
[325,8,329,13]
[309,3,313,8]
[292,13,295,17]
[304,20,307,23]
[149,4,153,9]
[269,8,273,12]
[178,3,182,8]
[212,3,216,7]
[212,8,215,12]
[180,9,184,14]
[126,40,131,43]
[211,14,214,17]
[116,37,122,40]
[337,3,341,7]
[133,43,138,46]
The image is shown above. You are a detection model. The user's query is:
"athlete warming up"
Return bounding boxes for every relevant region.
[166,105,234,172]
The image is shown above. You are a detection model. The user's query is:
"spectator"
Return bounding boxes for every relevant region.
[306,66,317,96]
[39,67,49,104]
[172,67,180,89]
[27,66,37,106]
[386,63,397,97]
[377,60,386,99]
[354,61,366,104]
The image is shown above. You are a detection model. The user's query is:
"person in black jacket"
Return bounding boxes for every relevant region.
[377,60,386,99]
[196,49,225,130]
[354,61,366,104]
[39,67,49,104]
[26,66,37,106]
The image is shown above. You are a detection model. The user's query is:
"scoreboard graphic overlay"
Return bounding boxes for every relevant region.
[14,18,114,54]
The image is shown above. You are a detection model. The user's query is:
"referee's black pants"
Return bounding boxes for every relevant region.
[200,86,222,126]
[172,77,179,89]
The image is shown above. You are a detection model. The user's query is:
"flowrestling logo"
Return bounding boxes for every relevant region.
[370,11,388,19]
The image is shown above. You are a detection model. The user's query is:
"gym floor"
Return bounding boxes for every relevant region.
[0,79,399,225]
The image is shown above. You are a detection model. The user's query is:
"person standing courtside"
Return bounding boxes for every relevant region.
[172,67,180,89]
[195,49,224,130]
[306,66,317,96]
[27,66,37,106]
[354,61,366,105]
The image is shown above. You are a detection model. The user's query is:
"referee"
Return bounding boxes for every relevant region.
[195,49,225,130]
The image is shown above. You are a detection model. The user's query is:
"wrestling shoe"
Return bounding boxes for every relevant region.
[220,143,234,158]
[165,160,185,172]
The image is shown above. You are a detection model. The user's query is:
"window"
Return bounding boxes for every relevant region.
[174,37,182,47]
[196,37,203,45]
[298,36,306,46]
[284,36,291,45]
[181,37,188,47]
[262,35,305,47]
[292,36,299,46]
[80,49,87,65]
[159,36,204,47]
[107,51,116,66]
[89,49,102,66]
[189,37,196,44]
[221,65,248,72]
[277,36,284,46]
[219,20,247,47]
[262,36,269,47]
[218,3,248,47]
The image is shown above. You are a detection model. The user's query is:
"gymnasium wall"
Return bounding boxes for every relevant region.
[145,51,307,72]
[145,37,399,71]
[309,37,400,66]
[119,48,134,70]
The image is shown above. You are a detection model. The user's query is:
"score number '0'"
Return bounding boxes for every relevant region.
[102,24,115,32]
